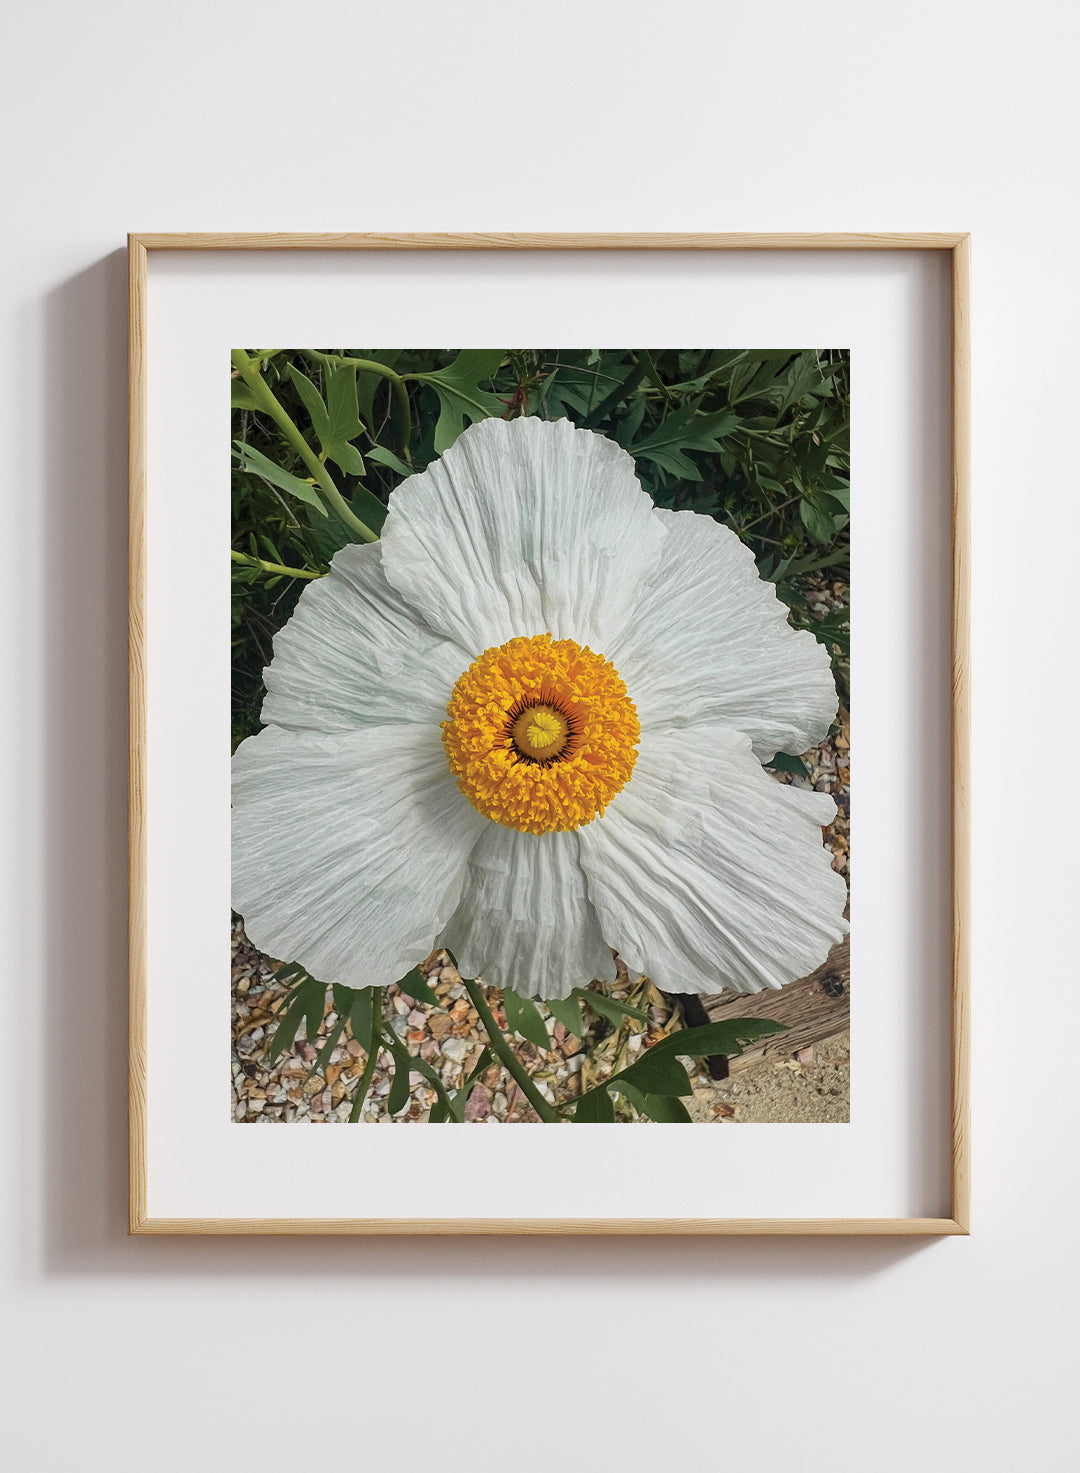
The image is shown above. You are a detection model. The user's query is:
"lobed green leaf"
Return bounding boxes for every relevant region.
[545,994,586,1039]
[397,967,440,1008]
[573,1086,616,1123]
[616,1050,694,1098]
[409,350,507,453]
[502,987,551,1051]
[649,1018,788,1062]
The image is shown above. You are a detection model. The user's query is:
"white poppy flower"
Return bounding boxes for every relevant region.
[232,415,848,1001]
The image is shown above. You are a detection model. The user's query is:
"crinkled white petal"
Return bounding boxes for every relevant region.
[577,726,848,995]
[232,724,487,988]
[260,542,467,732]
[437,826,617,1001]
[608,509,838,759]
[379,415,667,656]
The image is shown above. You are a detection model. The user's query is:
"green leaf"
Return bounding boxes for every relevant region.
[271,962,307,985]
[324,364,367,467]
[819,477,850,508]
[266,992,307,1065]
[502,987,551,1051]
[649,1018,788,1061]
[409,350,507,452]
[775,351,829,417]
[306,1018,347,1084]
[265,974,324,1065]
[799,497,835,545]
[287,362,367,478]
[616,1050,694,1098]
[231,381,261,411]
[612,393,648,447]
[331,443,366,476]
[575,988,650,1027]
[608,1078,647,1114]
[366,445,413,477]
[776,545,850,581]
[640,1093,693,1122]
[545,994,586,1039]
[582,357,647,428]
[766,752,809,777]
[387,1052,411,1116]
[542,369,594,418]
[397,967,439,1008]
[729,351,794,404]
[808,605,850,658]
[346,482,388,535]
[299,501,351,563]
[630,404,738,479]
[233,440,327,514]
[573,1086,616,1122]
[287,364,332,445]
[348,987,375,1046]
[302,979,327,1045]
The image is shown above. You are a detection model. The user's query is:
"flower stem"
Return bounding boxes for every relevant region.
[230,550,323,581]
[348,986,384,1123]
[462,978,558,1123]
[353,360,413,455]
[231,350,379,543]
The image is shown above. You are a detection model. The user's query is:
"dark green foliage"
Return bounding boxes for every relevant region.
[396,968,440,1008]
[265,965,327,1064]
[501,987,552,1051]
[646,1017,788,1061]
[616,1049,695,1098]
[573,1086,617,1123]
[637,1093,693,1123]
[544,994,586,1040]
[232,347,850,753]
[574,987,651,1027]
[569,1017,788,1121]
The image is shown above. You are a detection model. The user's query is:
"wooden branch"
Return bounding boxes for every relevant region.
[701,937,850,1072]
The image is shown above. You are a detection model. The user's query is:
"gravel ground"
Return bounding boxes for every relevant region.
[687,1031,850,1122]
[232,933,689,1124]
[231,577,850,1125]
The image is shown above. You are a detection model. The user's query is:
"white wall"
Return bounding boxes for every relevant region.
[3,3,1076,1469]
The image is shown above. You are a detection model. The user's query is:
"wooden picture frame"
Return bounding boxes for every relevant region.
[128,232,970,1236]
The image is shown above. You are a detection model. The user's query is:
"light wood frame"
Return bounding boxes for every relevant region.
[128,232,971,1236]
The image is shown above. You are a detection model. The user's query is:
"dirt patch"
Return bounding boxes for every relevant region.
[685,1031,850,1123]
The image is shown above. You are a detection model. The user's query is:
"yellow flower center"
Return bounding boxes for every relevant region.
[442,633,640,835]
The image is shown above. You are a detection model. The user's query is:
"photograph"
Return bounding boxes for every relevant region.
[230,347,852,1124]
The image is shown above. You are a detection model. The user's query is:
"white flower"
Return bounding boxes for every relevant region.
[232,416,848,1000]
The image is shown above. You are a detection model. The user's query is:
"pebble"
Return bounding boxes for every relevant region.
[464,1086,492,1121]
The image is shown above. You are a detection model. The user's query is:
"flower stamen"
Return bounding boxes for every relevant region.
[442,634,639,834]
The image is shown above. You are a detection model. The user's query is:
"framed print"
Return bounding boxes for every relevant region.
[128,232,971,1235]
